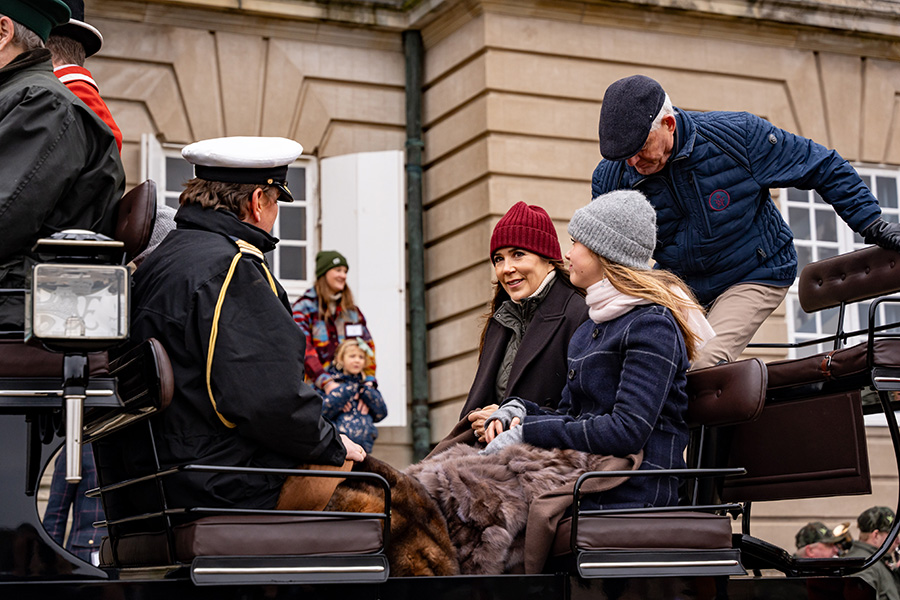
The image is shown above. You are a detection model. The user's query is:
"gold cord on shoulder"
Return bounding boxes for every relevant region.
[206,239,277,429]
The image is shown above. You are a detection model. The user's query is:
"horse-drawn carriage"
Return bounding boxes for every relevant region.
[1,180,898,599]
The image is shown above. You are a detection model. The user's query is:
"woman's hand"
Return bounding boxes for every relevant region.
[323,380,339,395]
[468,404,499,441]
[340,434,366,462]
[356,399,370,415]
[484,416,520,443]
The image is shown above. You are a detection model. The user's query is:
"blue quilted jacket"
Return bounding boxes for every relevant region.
[592,109,881,305]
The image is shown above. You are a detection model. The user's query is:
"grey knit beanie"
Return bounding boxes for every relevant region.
[568,190,656,269]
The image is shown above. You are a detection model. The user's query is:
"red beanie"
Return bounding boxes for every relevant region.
[490,202,562,261]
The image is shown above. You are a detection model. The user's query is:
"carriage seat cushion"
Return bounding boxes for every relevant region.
[766,339,900,391]
[552,512,733,557]
[0,340,108,377]
[99,514,385,567]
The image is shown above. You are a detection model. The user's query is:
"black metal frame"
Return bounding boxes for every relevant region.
[88,414,392,581]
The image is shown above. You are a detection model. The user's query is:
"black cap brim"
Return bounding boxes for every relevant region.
[53,19,102,57]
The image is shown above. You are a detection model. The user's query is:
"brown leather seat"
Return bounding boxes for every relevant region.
[767,339,900,392]
[100,514,385,567]
[552,512,733,558]
[0,340,109,377]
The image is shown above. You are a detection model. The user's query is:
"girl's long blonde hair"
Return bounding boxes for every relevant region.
[314,276,357,317]
[597,255,704,362]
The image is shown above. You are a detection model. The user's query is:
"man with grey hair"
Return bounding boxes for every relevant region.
[592,74,895,369]
[0,0,124,330]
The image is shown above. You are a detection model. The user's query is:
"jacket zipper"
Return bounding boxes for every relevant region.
[689,172,713,237]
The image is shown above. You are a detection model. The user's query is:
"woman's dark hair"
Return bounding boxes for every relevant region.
[477,260,584,356]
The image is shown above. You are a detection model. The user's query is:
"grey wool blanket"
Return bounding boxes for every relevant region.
[405,443,642,575]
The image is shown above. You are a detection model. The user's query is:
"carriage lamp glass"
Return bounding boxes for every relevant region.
[27,264,129,341]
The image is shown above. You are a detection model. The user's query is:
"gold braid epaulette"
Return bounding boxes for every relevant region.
[206,238,277,428]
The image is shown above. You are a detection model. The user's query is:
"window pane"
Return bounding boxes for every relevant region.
[165,197,180,210]
[279,246,306,280]
[795,302,816,334]
[787,188,807,203]
[820,307,839,335]
[877,177,898,209]
[817,246,838,262]
[286,168,306,202]
[815,209,837,242]
[796,246,812,273]
[861,174,871,189]
[788,207,810,239]
[883,304,900,334]
[813,191,825,205]
[279,206,306,241]
[166,157,194,192]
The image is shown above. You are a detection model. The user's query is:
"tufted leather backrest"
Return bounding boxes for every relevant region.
[115,180,158,262]
[798,245,900,313]
[685,357,767,428]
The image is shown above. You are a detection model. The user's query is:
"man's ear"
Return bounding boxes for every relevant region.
[662,114,677,132]
[248,188,265,223]
[0,17,16,52]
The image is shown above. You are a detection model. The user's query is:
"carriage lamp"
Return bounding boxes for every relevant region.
[26,263,129,346]
[25,261,130,484]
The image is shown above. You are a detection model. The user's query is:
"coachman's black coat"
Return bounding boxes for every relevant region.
[127,203,346,510]
[459,279,589,419]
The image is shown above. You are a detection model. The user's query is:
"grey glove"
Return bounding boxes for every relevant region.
[863,218,900,253]
[479,426,524,455]
[483,398,526,432]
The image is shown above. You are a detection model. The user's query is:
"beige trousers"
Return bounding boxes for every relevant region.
[691,282,790,370]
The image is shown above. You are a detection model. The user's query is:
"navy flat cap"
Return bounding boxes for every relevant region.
[598,75,666,161]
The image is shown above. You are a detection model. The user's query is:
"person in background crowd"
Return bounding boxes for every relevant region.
[845,507,900,600]
[292,250,376,394]
[320,338,387,454]
[794,521,841,559]
[431,201,588,455]
[0,0,124,330]
[591,74,899,369]
[46,0,121,152]
[482,190,716,511]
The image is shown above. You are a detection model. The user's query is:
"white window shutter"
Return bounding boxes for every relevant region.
[320,151,407,427]
[140,133,166,206]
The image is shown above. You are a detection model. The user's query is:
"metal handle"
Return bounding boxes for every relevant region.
[65,395,84,482]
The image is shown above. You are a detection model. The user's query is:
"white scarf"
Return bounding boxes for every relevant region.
[584,279,717,353]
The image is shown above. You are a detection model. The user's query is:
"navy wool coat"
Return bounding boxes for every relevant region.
[521,304,690,509]
[459,278,589,418]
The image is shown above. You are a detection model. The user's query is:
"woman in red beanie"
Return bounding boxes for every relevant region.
[435,202,589,450]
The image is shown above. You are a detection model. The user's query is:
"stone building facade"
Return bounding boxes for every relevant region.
[80,0,900,553]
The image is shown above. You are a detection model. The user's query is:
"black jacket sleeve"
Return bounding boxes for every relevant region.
[195,257,347,466]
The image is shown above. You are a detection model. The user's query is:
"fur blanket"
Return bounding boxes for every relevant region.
[406,444,642,575]
[326,445,641,577]
[324,455,460,577]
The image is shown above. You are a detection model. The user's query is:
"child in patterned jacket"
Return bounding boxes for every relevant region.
[320,339,387,453]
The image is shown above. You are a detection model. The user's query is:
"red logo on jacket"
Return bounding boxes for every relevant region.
[709,190,730,211]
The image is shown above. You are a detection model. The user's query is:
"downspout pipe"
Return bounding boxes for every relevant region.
[404,29,431,462]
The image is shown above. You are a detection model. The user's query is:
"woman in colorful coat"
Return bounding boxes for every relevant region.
[292,250,375,394]
[482,190,715,510]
